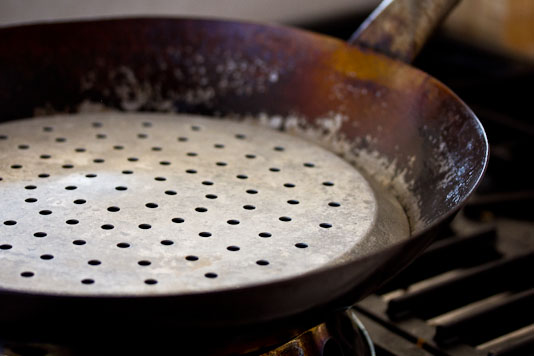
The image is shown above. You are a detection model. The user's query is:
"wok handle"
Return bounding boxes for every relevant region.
[348,0,460,63]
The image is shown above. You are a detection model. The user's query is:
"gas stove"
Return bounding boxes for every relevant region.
[297,18,534,356]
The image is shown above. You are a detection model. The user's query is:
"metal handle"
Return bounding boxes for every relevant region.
[349,0,460,63]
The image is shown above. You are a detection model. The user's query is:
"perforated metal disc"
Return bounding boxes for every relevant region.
[0,113,408,295]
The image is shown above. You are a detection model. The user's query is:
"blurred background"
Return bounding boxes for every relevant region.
[1,0,534,62]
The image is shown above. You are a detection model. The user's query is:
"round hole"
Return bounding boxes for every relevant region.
[172,217,184,223]
[269,167,280,172]
[227,245,240,251]
[245,154,256,159]
[243,205,256,210]
[214,144,224,149]
[94,158,105,163]
[199,232,212,237]
[137,133,148,139]
[101,224,114,230]
[92,122,102,128]
[205,194,217,199]
[145,279,158,285]
[152,146,162,151]
[191,125,201,131]
[18,144,29,149]
[113,145,124,150]
[0,134,7,140]
[122,170,133,174]
[66,219,79,225]
[329,202,341,207]
[38,173,50,178]
[186,169,197,174]
[107,206,120,212]
[138,260,151,266]
[88,260,101,266]
[21,271,34,278]
[178,136,188,142]
[259,232,272,238]
[274,146,284,151]
[73,239,86,245]
[236,174,248,179]
[0,244,12,250]
[145,203,158,209]
[186,152,197,157]
[161,240,174,246]
[96,134,106,139]
[115,186,127,191]
[303,162,315,168]
[62,164,74,169]
[205,272,218,279]
[117,242,130,248]
[284,183,295,188]
[216,162,227,166]
[202,180,213,186]
[86,174,97,178]
[25,185,37,190]
[160,161,171,166]
[235,134,246,139]
[73,199,86,204]
[43,126,53,132]
[185,255,198,261]
[25,198,37,203]
[323,181,334,186]
[11,164,22,169]
[39,210,51,215]
[127,157,138,162]
[320,223,332,228]
[34,232,47,238]
[81,279,94,285]
[165,190,177,196]
[195,207,207,213]
[75,147,86,152]
[154,176,166,181]
[246,189,258,194]
[279,216,292,222]
[256,260,269,266]
[227,219,240,225]
[295,243,308,248]
[55,137,66,143]
[65,185,77,190]
[142,122,152,128]
[287,200,299,205]
[138,224,151,230]
[40,254,54,260]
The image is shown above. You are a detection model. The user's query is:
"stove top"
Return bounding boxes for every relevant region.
[300,16,534,356]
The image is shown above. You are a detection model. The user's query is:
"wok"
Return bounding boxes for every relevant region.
[0,0,488,354]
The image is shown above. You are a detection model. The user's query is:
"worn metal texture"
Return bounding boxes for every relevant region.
[350,0,460,62]
[0,17,488,354]
[0,113,408,295]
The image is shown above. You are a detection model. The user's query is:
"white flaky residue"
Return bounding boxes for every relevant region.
[247,112,423,232]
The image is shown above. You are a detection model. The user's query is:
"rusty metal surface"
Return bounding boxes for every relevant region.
[0,17,488,354]
[350,0,460,62]
[0,18,487,235]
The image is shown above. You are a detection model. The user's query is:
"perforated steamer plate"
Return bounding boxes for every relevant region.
[0,113,409,295]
